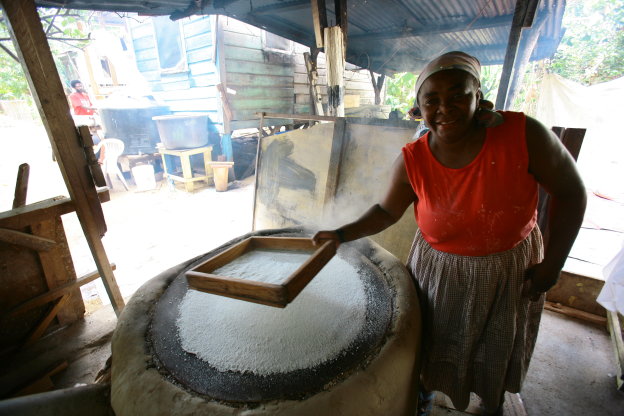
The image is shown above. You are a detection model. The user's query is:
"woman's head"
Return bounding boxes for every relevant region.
[415,51,483,141]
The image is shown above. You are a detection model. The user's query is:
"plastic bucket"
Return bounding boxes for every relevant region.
[132,164,156,191]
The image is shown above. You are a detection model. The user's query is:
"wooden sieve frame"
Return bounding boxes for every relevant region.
[185,237,336,308]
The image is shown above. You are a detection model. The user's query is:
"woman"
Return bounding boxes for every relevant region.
[313,52,586,415]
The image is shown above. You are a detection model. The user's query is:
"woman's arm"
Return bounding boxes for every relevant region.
[524,116,587,299]
[313,153,418,247]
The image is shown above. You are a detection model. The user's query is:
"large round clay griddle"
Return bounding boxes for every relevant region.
[148,232,394,403]
[111,229,422,416]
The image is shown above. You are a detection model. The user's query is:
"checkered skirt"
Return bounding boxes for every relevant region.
[407,226,545,411]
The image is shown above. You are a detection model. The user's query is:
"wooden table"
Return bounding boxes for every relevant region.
[158,145,213,192]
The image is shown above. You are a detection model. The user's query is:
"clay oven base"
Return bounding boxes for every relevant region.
[111,230,422,416]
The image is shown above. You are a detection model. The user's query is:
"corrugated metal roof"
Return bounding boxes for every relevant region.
[35,0,566,74]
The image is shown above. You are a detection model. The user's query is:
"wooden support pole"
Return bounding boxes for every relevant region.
[324,26,346,117]
[304,51,324,116]
[1,0,125,315]
[13,163,30,209]
[78,125,107,188]
[369,70,385,105]
[311,0,327,49]
[323,118,347,211]
[334,0,348,47]
[495,0,540,109]
[506,12,548,108]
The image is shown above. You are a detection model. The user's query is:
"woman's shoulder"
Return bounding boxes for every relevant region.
[498,110,526,126]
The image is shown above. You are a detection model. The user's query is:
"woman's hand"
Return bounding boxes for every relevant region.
[312,230,343,248]
[522,262,561,301]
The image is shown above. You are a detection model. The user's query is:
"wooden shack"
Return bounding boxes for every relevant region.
[129,15,383,135]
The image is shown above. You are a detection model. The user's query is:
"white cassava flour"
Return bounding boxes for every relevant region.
[211,249,312,284]
[177,253,367,375]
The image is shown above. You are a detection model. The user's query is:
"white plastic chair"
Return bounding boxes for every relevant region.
[96,138,129,191]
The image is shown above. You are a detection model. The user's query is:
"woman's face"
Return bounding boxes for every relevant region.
[417,69,480,143]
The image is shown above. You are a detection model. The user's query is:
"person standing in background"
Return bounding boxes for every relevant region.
[69,80,98,116]
[68,79,103,162]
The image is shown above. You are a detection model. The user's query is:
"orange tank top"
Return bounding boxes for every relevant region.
[402,111,538,256]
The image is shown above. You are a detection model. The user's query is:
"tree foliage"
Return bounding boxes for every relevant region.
[384,72,417,115]
[0,8,90,100]
[549,0,624,85]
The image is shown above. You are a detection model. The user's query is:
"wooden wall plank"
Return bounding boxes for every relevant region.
[225,60,292,76]
[187,48,213,63]
[31,218,84,325]
[232,97,295,110]
[192,73,219,87]
[184,33,212,51]
[134,48,157,61]
[132,36,155,51]
[228,87,294,99]
[226,73,293,87]
[137,59,158,72]
[222,31,262,48]
[189,61,217,76]
[183,16,212,38]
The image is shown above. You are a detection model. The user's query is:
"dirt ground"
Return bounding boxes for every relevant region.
[0,116,255,310]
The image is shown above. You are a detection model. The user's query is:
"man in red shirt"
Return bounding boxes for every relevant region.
[68,80,104,162]
[69,80,97,116]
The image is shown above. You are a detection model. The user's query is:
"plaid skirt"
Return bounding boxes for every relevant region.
[407,226,545,411]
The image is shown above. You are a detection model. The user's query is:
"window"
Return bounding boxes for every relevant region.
[153,16,187,73]
[262,31,293,54]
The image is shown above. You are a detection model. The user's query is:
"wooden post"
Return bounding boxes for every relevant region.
[13,163,30,209]
[215,16,231,135]
[495,0,540,110]
[322,118,347,218]
[1,0,125,315]
[506,12,548,108]
[311,0,327,49]
[369,70,385,106]
[324,26,346,117]
[304,51,324,116]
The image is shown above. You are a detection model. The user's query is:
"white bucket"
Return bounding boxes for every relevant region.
[132,164,157,191]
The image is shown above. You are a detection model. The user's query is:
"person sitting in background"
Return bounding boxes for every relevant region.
[314,51,587,415]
